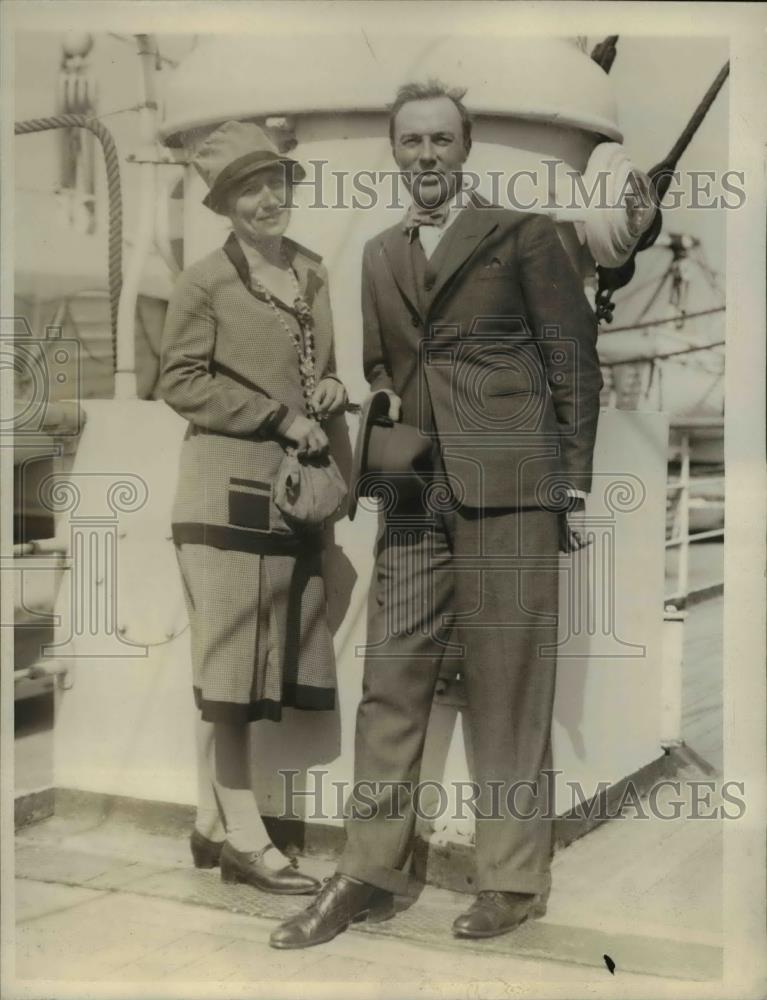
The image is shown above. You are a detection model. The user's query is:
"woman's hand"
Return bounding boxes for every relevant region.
[310,378,348,418]
[284,415,329,457]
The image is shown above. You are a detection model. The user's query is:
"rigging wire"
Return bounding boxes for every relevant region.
[601,306,725,334]
[604,340,725,367]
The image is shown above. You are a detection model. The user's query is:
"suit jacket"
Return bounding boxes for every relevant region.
[361,202,603,509]
[160,233,338,552]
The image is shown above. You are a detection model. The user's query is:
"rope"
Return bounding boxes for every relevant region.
[650,63,730,201]
[595,61,730,321]
[15,115,123,371]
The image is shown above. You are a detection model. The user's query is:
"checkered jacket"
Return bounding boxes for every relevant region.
[160,233,339,550]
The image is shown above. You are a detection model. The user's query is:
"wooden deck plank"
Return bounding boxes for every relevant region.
[681,597,722,771]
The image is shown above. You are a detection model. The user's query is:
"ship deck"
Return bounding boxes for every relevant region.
[13,589,724,987]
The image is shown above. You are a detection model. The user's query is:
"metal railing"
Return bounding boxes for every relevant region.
[665,429,724,604]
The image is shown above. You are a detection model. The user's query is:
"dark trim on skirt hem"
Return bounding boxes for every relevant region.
[193,684,336,723]
[172,522,323,556]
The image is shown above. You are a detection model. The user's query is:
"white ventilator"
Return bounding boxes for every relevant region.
[579,141,657,267]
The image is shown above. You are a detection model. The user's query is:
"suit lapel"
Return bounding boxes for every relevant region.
[381,227,422,325]
[424,201,499,314]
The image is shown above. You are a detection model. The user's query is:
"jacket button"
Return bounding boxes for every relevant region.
[424,276,435,291]
[411,316,421,327]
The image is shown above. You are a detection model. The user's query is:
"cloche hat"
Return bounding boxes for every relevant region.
[192,120,306,214]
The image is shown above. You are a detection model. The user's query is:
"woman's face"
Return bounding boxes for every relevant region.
[228,166,291,242]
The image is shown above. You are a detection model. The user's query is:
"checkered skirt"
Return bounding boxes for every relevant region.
[175,542,336,723]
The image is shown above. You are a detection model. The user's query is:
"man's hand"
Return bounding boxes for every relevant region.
[310,378,348,418]
[284,415,329,457]
[558,509,591,553]
[382,390,402,422]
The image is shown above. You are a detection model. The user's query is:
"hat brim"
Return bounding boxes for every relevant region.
[348,392,436,520]
[347,391,392,521]
[203,150,306,214]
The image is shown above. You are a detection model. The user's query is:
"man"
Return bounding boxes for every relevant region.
[271,80,603,949]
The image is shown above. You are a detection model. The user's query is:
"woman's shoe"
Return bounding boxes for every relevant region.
[190,828,225,869]
[219,841,320,895]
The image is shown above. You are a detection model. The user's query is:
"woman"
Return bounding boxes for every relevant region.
[160,121,348,894]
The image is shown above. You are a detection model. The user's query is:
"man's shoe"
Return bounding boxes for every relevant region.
[452,890,538,939]
[219,842,320,895]
[269,874,394,949]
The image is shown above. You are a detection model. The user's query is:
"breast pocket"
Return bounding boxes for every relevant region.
[476,265,516,281]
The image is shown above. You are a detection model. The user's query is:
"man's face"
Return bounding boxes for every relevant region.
[392,96,468,209]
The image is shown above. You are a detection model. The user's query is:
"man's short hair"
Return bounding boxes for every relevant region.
[388,79,472,153]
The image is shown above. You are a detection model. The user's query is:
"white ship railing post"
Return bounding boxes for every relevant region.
[677,431,692,601]
[114,34,159,401]
[661,606,687,749]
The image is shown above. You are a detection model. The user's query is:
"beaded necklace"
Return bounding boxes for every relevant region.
[250,254,318,417]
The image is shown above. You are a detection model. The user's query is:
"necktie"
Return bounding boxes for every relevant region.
[403,202,450,240]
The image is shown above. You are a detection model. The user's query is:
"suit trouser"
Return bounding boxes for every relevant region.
[337,501,560,896]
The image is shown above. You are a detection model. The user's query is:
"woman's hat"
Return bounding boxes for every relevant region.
[192,120,306,214]
[348,391,434,520]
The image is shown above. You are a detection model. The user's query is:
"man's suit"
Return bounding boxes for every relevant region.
[336,200,603,897]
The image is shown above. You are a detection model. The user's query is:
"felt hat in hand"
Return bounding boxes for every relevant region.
[348,391,434,521]
[192,120,306,214]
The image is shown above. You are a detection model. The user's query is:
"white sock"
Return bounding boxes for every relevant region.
[194,717,225,839]
[216,785,291,868]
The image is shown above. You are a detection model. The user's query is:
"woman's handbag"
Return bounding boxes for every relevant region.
[250,263,348,529]
[273,448,348,528]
